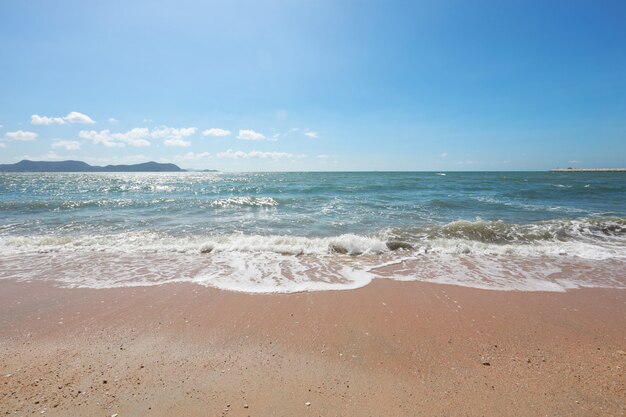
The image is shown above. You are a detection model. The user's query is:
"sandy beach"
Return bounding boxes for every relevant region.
[3,0,626,414]
[1,279,624,417]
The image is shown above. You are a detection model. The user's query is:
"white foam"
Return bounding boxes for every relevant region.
[209,196,278,208]
[198,254,373,293]
[373,254,572,292]
[1,243,624,293]
[0,232,394,257]
[2,224,626,261]
[1,226,625,293]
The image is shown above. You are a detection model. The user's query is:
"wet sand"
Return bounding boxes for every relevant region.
[1,279,624,416]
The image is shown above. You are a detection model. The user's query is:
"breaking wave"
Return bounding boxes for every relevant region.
[209,196,279,208]
[2,218,625,258]
[1,218,625,293]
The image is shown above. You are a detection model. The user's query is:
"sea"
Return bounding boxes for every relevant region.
[1,171,625,292]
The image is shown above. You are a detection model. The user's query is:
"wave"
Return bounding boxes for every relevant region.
[427,199,470,209]
[412,218,626,244]
[209,196,278,208]
[471,196,600,215]
[1,218,624,293]
[1,218,625,259]
[1,241,623,293]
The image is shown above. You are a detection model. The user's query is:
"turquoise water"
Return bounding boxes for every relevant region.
[1,171,625,292]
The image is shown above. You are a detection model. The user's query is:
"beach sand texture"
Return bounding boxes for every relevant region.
[1,280,624,417]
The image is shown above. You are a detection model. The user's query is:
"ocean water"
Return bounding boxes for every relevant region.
[1,171,625,292]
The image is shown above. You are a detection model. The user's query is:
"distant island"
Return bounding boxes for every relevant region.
[0,160,184,172]
[185,168,220,173]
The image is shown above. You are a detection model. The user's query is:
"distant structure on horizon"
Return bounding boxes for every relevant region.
[549,168,626,172]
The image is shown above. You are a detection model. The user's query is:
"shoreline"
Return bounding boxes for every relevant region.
[1,279,625,416]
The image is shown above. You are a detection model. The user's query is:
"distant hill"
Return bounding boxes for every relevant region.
[0,160,184,172]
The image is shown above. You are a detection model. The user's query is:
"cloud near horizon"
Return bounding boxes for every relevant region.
[236,129,266,141]
[79,128,150,148]
[163,139,191,147]
[6,130,38,141]
[151,126,196,140]
[31,111,95,125]
[151,126,196,147]
[79,126,196,148]
[51,140,81,150]
[173,151,212,161]
[216,149,304,160]
[202,128,231,137]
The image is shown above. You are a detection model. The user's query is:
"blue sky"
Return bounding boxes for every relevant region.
[1,0,625,171]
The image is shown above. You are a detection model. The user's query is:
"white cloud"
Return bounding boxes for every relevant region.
[0,142,7,148]
[151,126,197,146]
[31,114,66,125]
[164,139,191,147]
[31,111,95,125]
[304,131,319,139]
[108,118,118,123]
[6,130,38,141]
[112,127,149,138]
[52,140,81,150]
[440,152,448,158]
[202,128,232,137]
[80,130,125,147]
[80,126,196,148]
[113,128,151,147]
[151,126,196,139]
[216,149,304,160]
[65,111,96,124]
[236,129,266,141]
[127,138,151,147]
[80,128,149,148]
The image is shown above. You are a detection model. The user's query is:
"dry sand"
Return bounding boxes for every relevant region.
[1,279,624,416]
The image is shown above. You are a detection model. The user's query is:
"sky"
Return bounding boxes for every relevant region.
[1,0,625,171]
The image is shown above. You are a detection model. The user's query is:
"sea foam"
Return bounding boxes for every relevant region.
[1,225,624,293]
